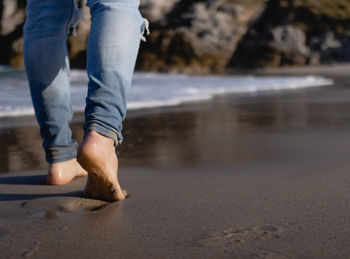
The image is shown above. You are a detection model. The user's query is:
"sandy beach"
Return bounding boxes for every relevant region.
[1,65,350,258]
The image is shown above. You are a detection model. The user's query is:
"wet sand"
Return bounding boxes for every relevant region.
[1,65,350,258]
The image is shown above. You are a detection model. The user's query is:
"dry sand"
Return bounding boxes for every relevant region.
[1,65,350,258]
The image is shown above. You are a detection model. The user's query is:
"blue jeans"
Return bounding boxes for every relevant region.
[23,0,147,163]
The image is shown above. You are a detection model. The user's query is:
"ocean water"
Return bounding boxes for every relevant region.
[0,67,333,118]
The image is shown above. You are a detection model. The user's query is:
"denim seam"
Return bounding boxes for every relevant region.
[45,146,77,163]
[47,154,76,164]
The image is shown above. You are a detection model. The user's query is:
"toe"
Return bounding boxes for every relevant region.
[122,189,127,198]
[114,189,127,201]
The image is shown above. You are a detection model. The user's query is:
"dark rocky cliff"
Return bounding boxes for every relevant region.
[0,0,26,67]
[231,0,350,68]
[135,0,265,73]
[0,0,349,72]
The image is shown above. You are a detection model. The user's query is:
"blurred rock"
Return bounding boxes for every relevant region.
[311,31,350,64]
[230,0,350,68]
[1,0,350,72]
[139,0,181,24]
[0,0,25,66]
[136,0,265,73]
[271,26,309,55]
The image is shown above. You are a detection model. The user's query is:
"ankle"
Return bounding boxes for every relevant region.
[46,159,87,185]
[85,131,115,146]
[79,131,115,156]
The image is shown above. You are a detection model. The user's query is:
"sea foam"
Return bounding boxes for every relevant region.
[0,69,333,118]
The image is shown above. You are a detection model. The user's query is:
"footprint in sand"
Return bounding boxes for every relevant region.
[22,197,111,219]
[22,241,41,258]
[195,225,288,258]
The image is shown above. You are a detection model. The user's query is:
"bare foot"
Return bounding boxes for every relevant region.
[77,131,127,202]
[47,158,87,185]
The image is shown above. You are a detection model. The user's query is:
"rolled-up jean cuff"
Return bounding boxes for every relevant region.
[45,146,77,163]
[85,123,122,146]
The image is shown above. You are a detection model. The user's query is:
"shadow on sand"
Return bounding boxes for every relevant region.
[0,174,46,185]
[0,174,83,201]
[0,191,83,202]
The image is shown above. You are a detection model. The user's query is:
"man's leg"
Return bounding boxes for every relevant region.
[23,0,87,185]
[78,0,145,201]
